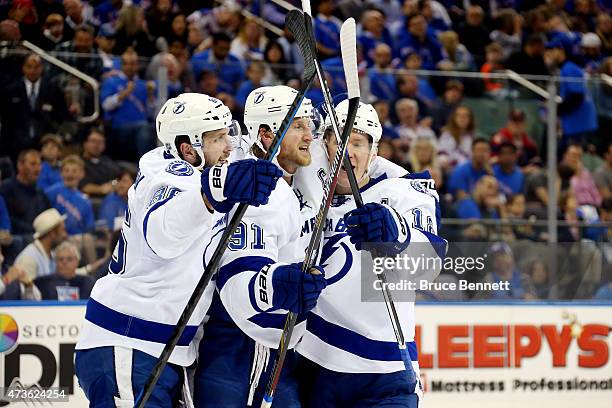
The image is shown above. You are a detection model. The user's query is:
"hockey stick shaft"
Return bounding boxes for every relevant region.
[300,2,416,381]
[261,15,358,408]
[134,10,316,408]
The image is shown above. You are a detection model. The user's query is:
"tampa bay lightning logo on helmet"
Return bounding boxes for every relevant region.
[254,92,265,104]
[166,160,194,176]
[173,101,186,114]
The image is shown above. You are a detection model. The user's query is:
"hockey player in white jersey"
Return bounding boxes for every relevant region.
[75,93,283,408]
[195,85,327,407]
[295,100,446,408]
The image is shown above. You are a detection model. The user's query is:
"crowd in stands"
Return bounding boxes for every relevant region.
[0,0,610,301]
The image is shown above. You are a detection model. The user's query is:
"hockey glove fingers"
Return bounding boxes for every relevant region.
[271,262,326,314]
[344,203,399,251]
[201,159,282,212]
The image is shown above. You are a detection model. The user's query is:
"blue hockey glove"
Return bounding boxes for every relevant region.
[201,159,283,212]
[343,203,410,251]
[251,263,327,314]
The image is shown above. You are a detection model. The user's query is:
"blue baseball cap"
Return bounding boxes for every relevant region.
[97,23,116,39]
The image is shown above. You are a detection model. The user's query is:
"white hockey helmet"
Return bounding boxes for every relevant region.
[243,85,313,154]
[156,93,240,169]
[329,99,382,172]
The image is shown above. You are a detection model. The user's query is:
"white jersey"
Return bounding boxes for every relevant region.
[295,174,445,374]
[77,147,216,366]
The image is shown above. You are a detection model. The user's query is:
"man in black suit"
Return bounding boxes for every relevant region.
[0,53,71,162]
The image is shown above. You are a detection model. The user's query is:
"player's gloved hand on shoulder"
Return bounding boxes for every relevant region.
[343,203,410,251]
[251,262,327,314]
[201,159,283,212]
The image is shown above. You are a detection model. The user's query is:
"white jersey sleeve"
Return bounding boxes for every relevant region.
[205,179,306,348]
[143,186,211,259]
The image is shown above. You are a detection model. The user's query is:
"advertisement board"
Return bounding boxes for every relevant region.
[0,302,610,407]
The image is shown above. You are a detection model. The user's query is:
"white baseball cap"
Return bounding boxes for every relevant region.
[581,33,601,48]
[33,208,66,239]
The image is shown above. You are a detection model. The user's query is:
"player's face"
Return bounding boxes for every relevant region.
[277,117,313,174]
[327,130,374,193]
[202,128,232,166]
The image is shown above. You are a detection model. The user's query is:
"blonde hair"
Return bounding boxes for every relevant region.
[409,136,439,172]
[61,154,85,170]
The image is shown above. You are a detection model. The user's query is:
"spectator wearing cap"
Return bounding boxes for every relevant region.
[506,34,549,77]
[544,39,598,147]
[369,43,396,102]
[37,134,64,191]
[98,170,134,232]
[579,32,604,73]
[357,9,396,67]
[38,13,64,51]
[190,32,244,94]
[101,49,156,161]
[397,13,443,70]
[490,109,539,167]
[13,208,67,279]
[447,138,492,200]
[33,241,94,300]
[0,54,71,161]
[0,150,51,237]
[314,0,342,60]
[79,128,121,198]
[492,142,524,197]
[476,243,537,300]
[96,23,121,78]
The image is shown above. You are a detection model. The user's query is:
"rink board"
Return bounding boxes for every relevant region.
[0,301,610,407]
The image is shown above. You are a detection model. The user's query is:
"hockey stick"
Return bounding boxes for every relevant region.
[260,15,359,408]
[134,10,317,408]
[302,0,417,384]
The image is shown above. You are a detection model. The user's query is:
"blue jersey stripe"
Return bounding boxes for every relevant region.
[85,298,198,346]
[217,256,274,290]
[307,313,418,362]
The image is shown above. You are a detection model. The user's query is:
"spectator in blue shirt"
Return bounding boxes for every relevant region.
[357,9,396,67]
[314,0,342,60]
[544,39,598,147]
[447,138,492,200]
[493,142,524,197]
[98,169,134,232]
[44,155,95,237]
[190,32,245,94]
[101,49,155,161]
[369,43,397,102]
[455,175,502,220]
[37,134,63,191]
[397,13,443,70]
[236,62,266,109]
